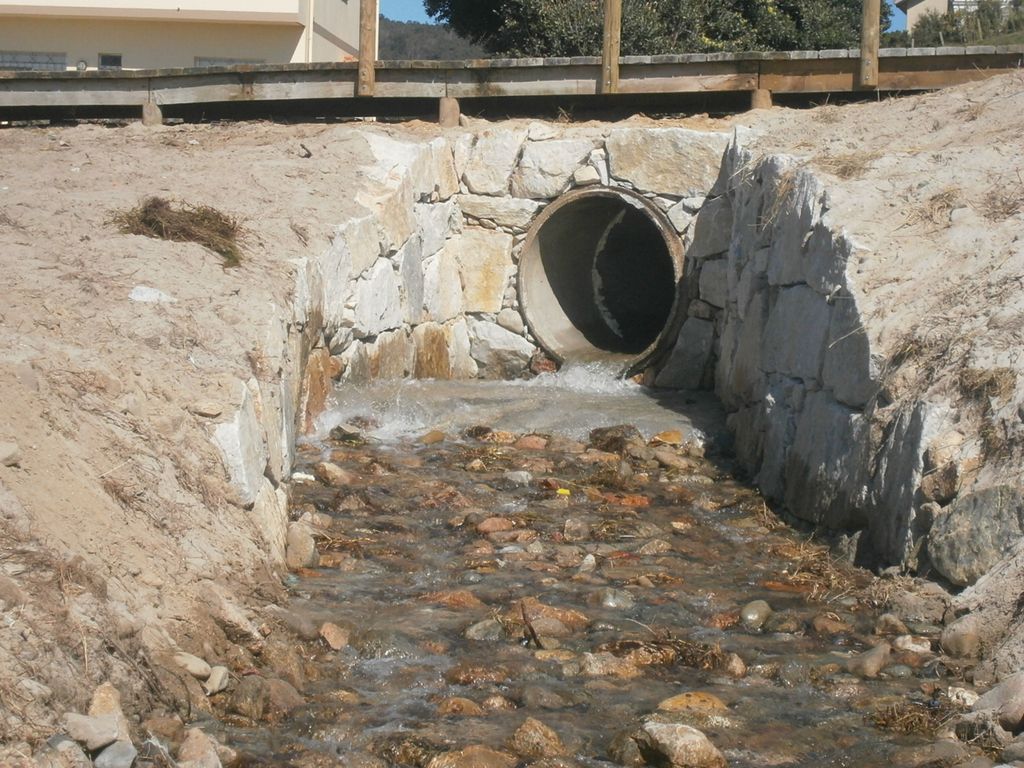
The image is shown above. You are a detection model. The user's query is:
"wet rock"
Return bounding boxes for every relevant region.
[890,739,970,767]
[445,663,510,686]
[941,614,982,659]
[763,611,802,634]
[892,635,932,655]
[846,642,891,679]
[589,588,636,610]
[313,461,355,486]
[93,741,137,768]
[482,694,518,711]
[266,678,305,719]
[636,721,727,768]
[177,727,222,768]
[518,685,572,710]
[514,434,548,451]
[419,429,447,445]
[579,652,641,679]
[227,675,267,721]
[563,519,591,542]
[928,486,1024,587]
[437,697,485,717]
[514,598,590,632]
[173,651,212,680]
[422,590,485,610]
[723,653,747,679]
[353,629,420,660]
[286,522,319,570]
[609,730,645,767]
[874,613,910,635]
[143,715,185,753]
[740,600,772,629]
[811,613,852,636]
[658,692,728,715]
[503,470,533,486]
[427,745,518,768]
[465,619,505,641]
[320,622,351,650]
[510,717,567,758]
[975,670,1024,731]
[62,712,121,752]
[477,517,514,534]
[589,425,642,453]
[203,666,230,696]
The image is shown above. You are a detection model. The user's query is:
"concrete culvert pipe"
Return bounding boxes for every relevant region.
[518,187,685,374]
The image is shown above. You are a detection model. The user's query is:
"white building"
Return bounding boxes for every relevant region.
[0,0,368,71]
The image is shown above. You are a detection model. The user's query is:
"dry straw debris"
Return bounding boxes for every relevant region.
[906,187,961,228]
[815,151,880,180]
[980,173,1024,221]
[111,196,243,267]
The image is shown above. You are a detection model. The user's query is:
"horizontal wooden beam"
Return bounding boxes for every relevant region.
[0,49,1020,114]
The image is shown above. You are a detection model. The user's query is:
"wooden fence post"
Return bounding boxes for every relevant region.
[358,0,378,97]
[859,0,881,88]
[601,0,622,94]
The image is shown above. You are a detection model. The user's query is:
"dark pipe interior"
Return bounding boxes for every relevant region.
[533,196,676,356]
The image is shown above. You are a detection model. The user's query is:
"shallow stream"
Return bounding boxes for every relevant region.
[220,369,966,767]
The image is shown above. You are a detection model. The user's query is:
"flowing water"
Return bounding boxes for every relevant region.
[216,368,965,768]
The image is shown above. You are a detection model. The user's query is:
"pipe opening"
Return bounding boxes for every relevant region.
[519,188,684,372]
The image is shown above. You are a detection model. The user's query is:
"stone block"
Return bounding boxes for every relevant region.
[823,294,879,408]
[449,228,514,313]
[687,195,733,260]
[352,259,403,338]
[784,391,870,529]
[766,169,823,287]
[412,321,477,380]
[456,194,542,230]
[929,486,1024,587]
[511,138,596,199]
[368,329,414,379]
[606,127,730,198]
[761,285,832,382]
[422,249,463,323]
[414,199,461,258]
[698,259,729,309]
[654,318,714,390]
[463,128,528,196]
[468,318,535,379]
[395,234,424,325]
[253,479,288,567]
[213,381,269,507]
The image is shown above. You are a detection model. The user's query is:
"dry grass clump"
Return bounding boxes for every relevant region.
[870,698,962,735]
[598,637,729,671]
[111,196,242,267]
[906,187,961,228]
[959,367,1017,404]
[769,539,859,602]
[980,175,1024,221]
[815,150,880,180]
[759,167,798,230]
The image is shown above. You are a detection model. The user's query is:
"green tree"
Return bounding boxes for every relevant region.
[425,0,891,55]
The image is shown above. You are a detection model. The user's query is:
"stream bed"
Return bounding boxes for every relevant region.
[215,370,975,768]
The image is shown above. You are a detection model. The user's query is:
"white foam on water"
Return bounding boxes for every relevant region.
[313,363,712,444]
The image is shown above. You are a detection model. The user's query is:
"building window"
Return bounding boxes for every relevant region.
[194,56,265,68]
[98,53,122,70]
[0,51,67,71]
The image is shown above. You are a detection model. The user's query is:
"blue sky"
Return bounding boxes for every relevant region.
[382,0,907,31]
